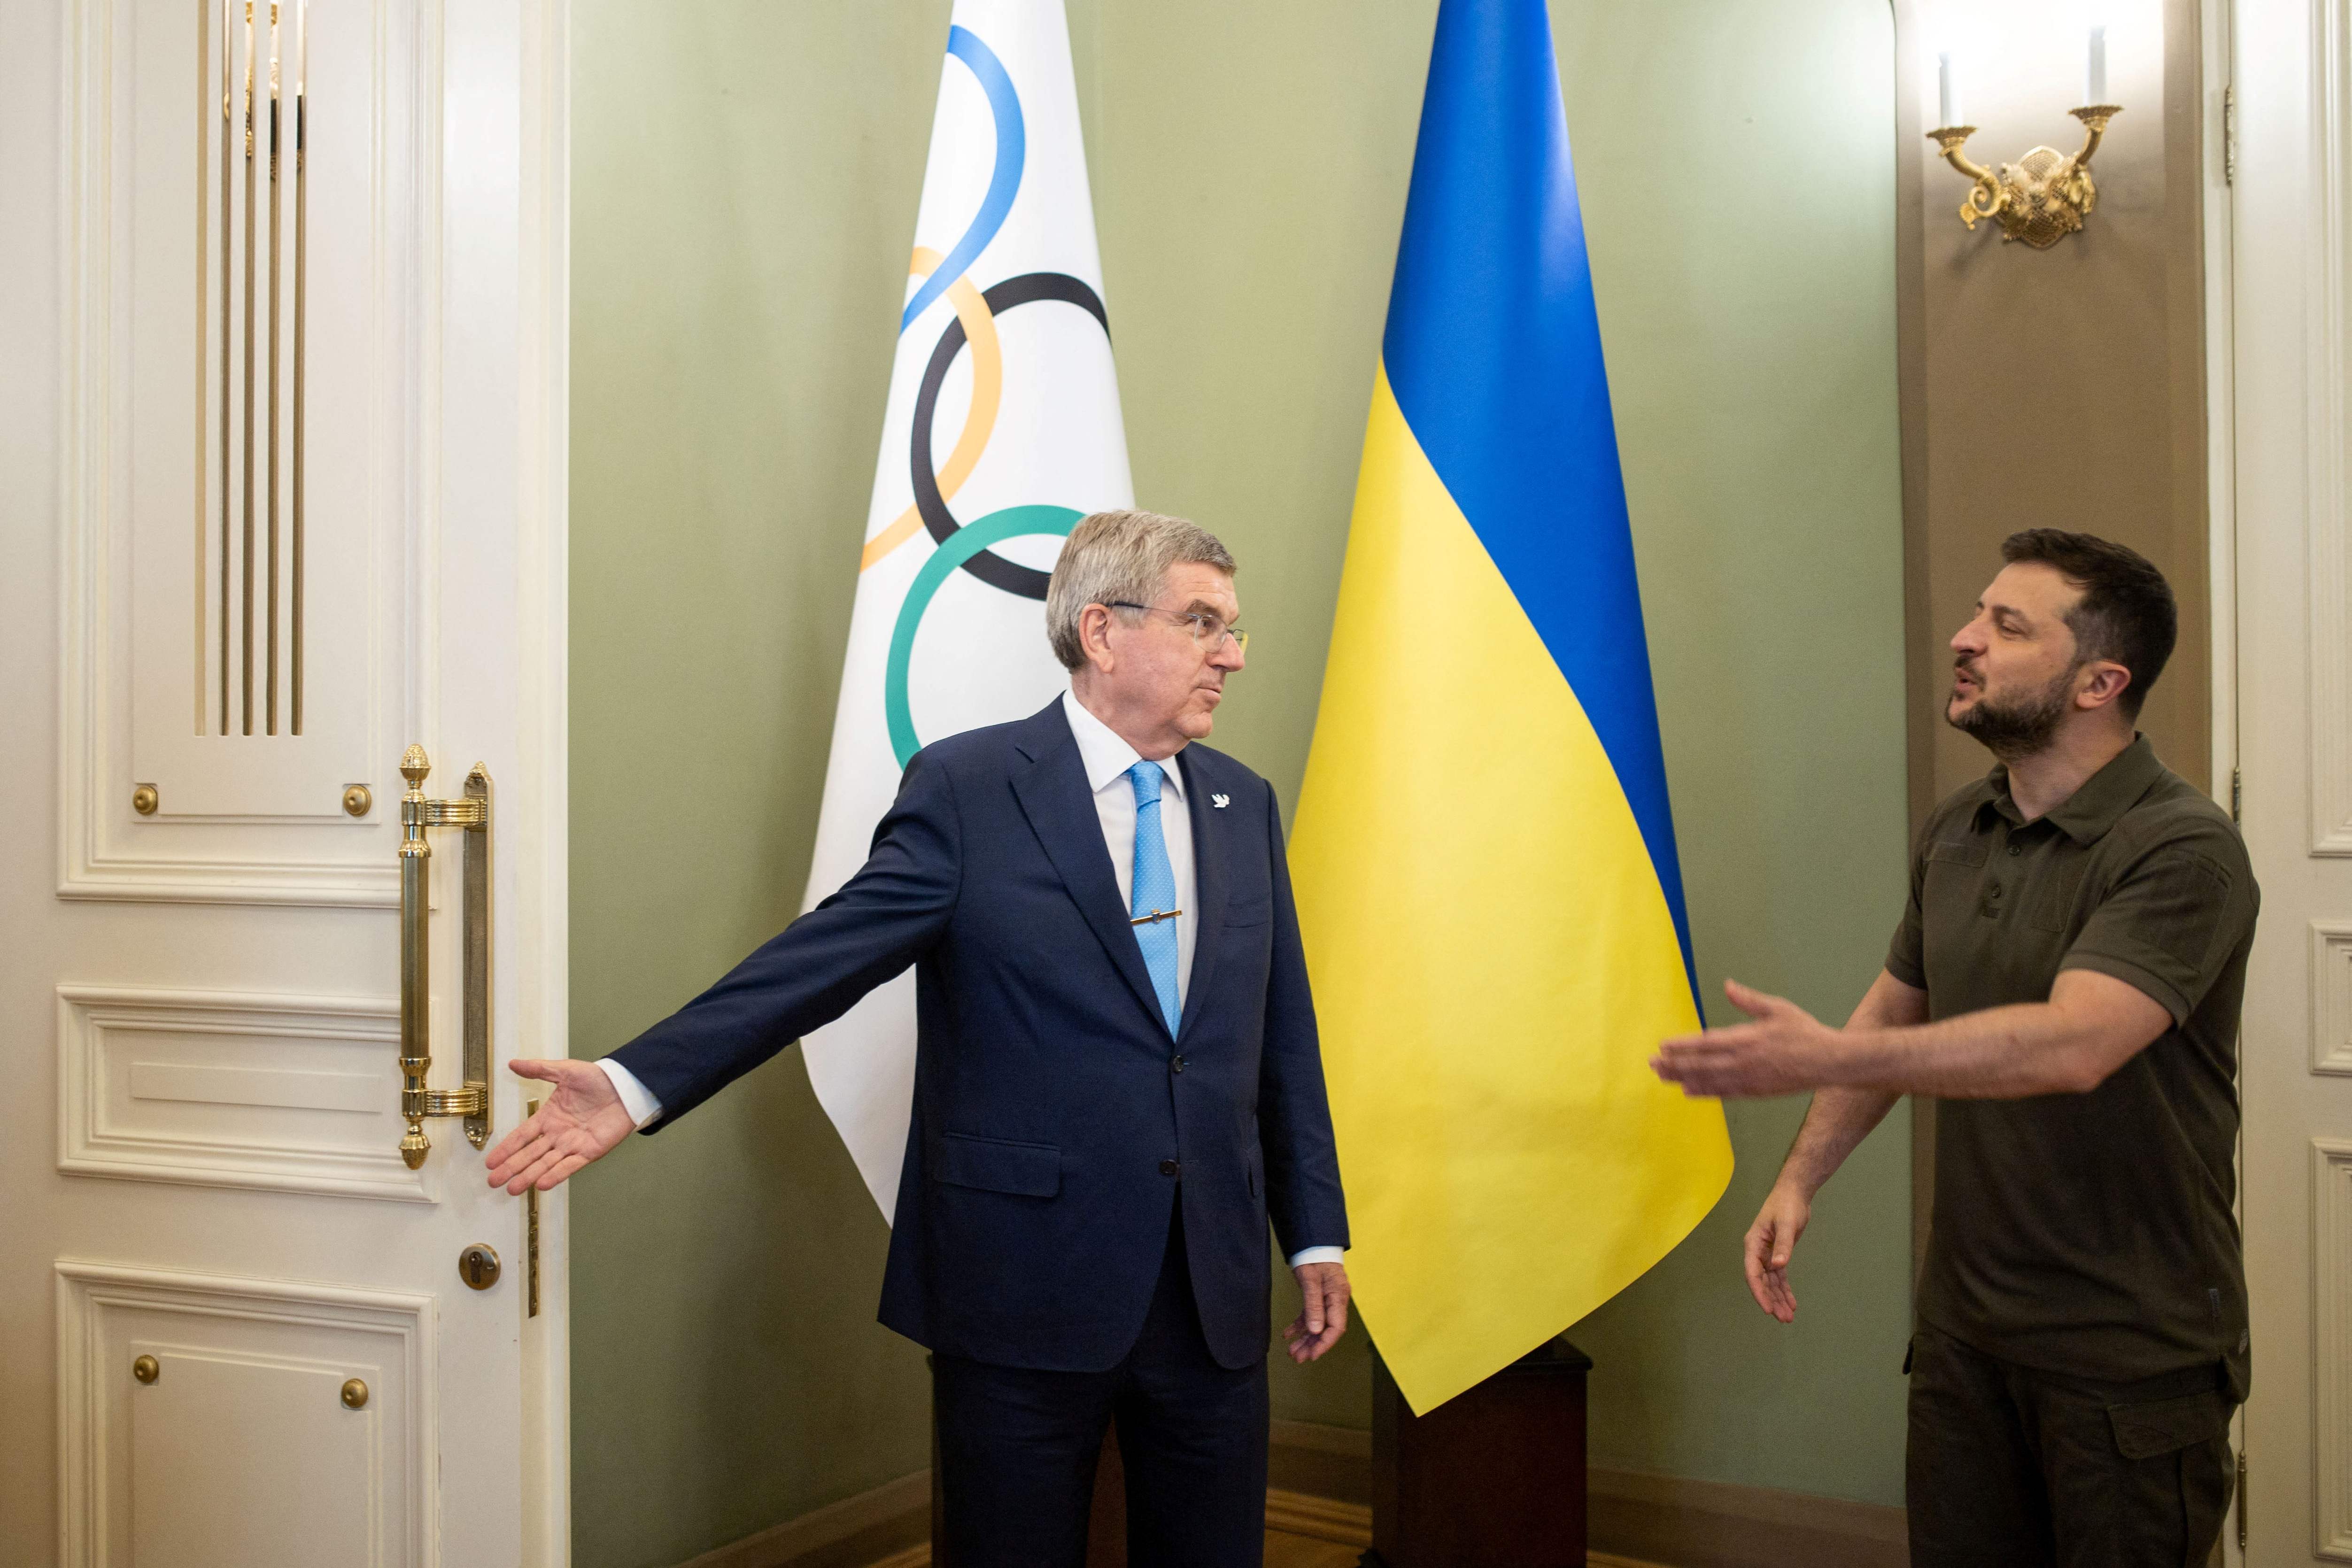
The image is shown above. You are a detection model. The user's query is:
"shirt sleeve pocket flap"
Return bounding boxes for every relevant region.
[937,1133,1061,1197]
[2106,1391,2229,1460]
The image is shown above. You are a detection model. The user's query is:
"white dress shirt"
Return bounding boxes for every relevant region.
[596,689,1341,1269]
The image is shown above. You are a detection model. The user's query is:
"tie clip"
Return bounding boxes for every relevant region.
[1130,908,1182,927]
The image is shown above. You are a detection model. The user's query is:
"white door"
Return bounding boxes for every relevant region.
[0,0,569,1563]
[2232,0,2352,1558]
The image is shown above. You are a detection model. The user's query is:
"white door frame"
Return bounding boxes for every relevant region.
[2215,0,2352,1557]
[506,5,573,1557]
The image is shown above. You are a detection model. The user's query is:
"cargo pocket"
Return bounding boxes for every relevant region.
[2107,1391,2230,1460]
[935,1133,1061,1197]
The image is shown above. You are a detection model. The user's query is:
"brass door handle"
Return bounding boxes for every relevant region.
[397,745,492,1168]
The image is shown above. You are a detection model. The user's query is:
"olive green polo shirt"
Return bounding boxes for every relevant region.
[1888,736,2258,1395]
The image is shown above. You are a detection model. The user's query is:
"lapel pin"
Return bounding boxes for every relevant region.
[1211,794,1230,810]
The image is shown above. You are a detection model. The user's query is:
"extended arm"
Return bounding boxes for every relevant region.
[486,748,963,1193]
[1651,967,2169,1102]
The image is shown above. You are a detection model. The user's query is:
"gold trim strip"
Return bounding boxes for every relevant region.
[290,6,306,734]
[264,3,281,735]
[238,0,256,736]
[217,0,234,734]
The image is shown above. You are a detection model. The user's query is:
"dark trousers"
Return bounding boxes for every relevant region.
[932,1205,1269,1568]
[1906,1320,2234,1568]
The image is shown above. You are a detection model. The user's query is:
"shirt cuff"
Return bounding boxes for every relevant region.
[1287,1246,1345,1269]
[596,1058,664,1129]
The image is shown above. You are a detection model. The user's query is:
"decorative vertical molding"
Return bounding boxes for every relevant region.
[511,0,571,1560]
[2312,0,2352,854]
[2204,0,2240,812]
[2315,1140,2352,1559]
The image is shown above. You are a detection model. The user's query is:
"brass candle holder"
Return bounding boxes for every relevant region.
[1928,106,2121,249]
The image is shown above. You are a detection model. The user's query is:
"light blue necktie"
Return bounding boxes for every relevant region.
[1126,761,1183,1036]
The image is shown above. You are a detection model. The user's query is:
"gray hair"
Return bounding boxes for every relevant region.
[1045,509,1238,670]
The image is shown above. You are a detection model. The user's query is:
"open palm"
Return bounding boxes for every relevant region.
[484,1058,637,1195]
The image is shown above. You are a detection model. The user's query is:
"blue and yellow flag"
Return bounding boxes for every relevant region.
[1291,0,1732,1414]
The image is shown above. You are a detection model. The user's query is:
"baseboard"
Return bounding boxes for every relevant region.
[673,1470,930,1568]
[675,1427,1906,1568]
[1266,1421,1906,1568]
[1266,1486,1372,1546]
[1269,1417,1374,1505]
[1588,1467,1907,1568]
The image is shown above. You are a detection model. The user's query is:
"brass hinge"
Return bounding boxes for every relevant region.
[2224,86,2237,186]
[2237,1445,2248,1548]
[2231,767,2243,823]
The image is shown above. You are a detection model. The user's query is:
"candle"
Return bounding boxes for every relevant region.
[1938,50,1960,128]
[2086,24,2108,104]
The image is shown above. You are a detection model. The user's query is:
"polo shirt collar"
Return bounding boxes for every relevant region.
[1980,734,2162,844]
[1061,688,1187,800]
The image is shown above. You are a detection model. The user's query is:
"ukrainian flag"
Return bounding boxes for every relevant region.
[1290,0,1733,1414]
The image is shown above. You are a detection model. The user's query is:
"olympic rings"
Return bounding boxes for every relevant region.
[884,503,1083,767]
[907,272,1110,600]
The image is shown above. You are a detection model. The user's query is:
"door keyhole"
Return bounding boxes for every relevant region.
[457,1243,501,1290]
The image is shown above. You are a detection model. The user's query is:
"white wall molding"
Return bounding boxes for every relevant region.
[2316,1138,2352,1560]
[56,1259,434,1568]
[54,0,446,907]
[2317,923,2352,1075]
[56,984,426,1201]
[2312,0,2352,855]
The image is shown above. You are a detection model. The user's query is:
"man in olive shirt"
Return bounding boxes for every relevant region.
[1652,530,2257,1567]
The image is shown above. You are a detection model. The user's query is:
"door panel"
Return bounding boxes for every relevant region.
[59,1262,428,1568]
[2234,0,2352,1557]
[1,0,569,1562]
[68,0,423,905]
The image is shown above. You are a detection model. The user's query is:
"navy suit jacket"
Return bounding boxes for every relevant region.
[608,700,1350,1373]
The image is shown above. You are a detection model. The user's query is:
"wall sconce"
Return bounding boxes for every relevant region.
[1926,17,2121,249]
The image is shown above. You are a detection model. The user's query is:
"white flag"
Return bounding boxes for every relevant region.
[802,0,1131,1216]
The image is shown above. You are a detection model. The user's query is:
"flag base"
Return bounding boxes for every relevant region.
[1364,1337,1594,1567]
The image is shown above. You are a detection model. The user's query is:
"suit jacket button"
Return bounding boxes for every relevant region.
[1159,1159,1181,1178]
[1171,1056,1187,1074]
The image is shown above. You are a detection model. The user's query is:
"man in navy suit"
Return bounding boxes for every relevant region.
[487,509,1352,1567]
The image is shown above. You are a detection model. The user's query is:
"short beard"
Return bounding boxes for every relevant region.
[1947,663,2078,761]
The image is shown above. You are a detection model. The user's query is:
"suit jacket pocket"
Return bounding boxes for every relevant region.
[1225,896,1272,928]
[936,1132,1061,1197]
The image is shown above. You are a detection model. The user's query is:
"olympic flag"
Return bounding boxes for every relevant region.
[804,0,1131,1215]
[1289,0,1732,1412]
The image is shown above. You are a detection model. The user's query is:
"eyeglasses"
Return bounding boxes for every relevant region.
[1108,602,1249,655]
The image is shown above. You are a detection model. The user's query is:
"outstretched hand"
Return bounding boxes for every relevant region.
[1743,1183,1810,1324]
[1651,979,1841,1099]
[1284,1261,1352,1364]
[484,1058,636,1195]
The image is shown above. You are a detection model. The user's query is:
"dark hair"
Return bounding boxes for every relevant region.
[2000,529,2177,719]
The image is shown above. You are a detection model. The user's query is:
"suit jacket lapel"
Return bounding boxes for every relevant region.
[1176,748,1230,1043]
[1008,704,1171,1037]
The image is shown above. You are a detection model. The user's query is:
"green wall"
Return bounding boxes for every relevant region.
[571,3,1908,1564]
